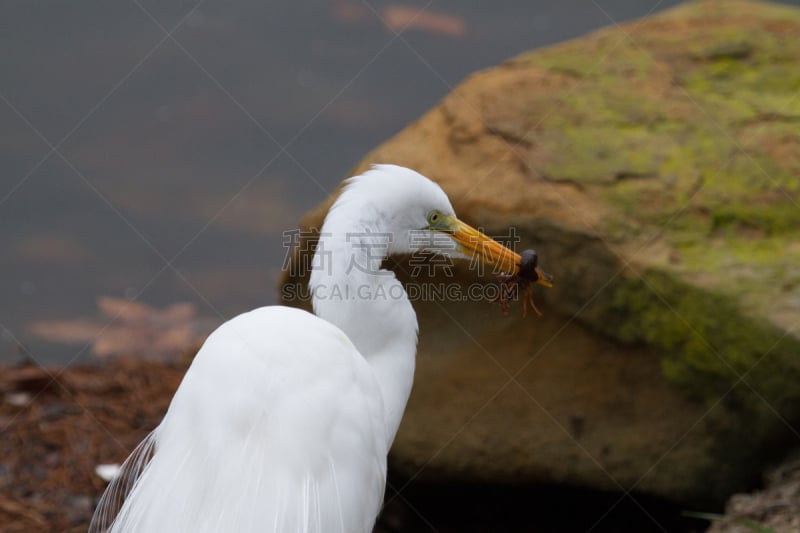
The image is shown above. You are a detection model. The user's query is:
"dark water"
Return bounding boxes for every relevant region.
[2,0,799,365]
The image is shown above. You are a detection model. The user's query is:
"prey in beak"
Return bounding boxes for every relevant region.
[495,249,551,317]
[427,212,553,316]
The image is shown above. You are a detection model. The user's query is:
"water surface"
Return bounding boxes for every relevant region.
[7,0,789,363]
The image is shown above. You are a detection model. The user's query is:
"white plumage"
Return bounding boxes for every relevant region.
[89,165,524,533]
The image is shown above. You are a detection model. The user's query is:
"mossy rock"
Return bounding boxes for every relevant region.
[280,0,800,504]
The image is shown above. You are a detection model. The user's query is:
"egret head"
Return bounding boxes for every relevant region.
[333,164,550,282]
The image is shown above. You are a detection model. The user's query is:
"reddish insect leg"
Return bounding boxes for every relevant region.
[521,285,543,318]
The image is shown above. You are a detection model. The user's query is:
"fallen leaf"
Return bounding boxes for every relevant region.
[382,5,467,37]
[27,298,219,360]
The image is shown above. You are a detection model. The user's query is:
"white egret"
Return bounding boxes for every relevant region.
[89,165,550,533]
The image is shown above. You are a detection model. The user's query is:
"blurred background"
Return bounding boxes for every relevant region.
[0,0,701,365]
[3,1,800,532]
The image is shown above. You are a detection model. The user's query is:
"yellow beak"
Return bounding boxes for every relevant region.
[433,215,553,286]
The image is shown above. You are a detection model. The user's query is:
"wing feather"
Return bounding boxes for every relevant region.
[88,430,157,533]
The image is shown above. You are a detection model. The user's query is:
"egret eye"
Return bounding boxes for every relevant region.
[428,211,440,224]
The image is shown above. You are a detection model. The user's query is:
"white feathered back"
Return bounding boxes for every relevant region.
[90,307,387,533]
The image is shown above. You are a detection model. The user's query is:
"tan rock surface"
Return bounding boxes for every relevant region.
[280,0,800,504]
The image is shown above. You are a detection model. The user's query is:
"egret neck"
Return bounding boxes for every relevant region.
[309,201,418,449]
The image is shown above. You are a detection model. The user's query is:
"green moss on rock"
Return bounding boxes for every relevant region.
[601,270,800,404]
[281,0,800,503]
